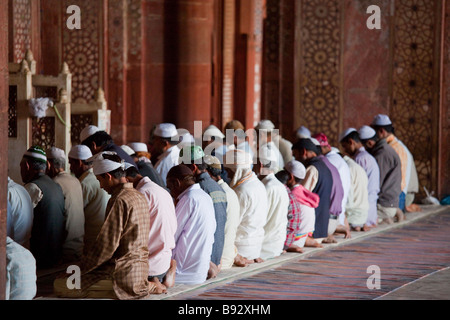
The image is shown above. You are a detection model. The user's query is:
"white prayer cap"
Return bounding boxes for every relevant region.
[90,151,125,176]
[285,160,306,180]
[154,123,178,138]
[339,128,357,142]
[80,125,100,143]
[296,126,311,139]
[223,149,253,172]
[121,145,135,156]
[358,126,377,140]
[46,147,66,160]
[179,133,195,146]
[204,125,225,140]
[371,114,392,126]
[255,120,275,132]
[69,145,93,161]
[128,142,148,153]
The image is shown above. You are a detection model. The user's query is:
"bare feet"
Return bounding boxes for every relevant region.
[207,262,220,280]
[380,218,394,225]
[322,235,338,244]
[406,204,422,213]
[335,225,352,239]
[233,254,251,267]
[286,246,304,253]
[305,237,323,248]
[162,259,177,288]
[253,258,264,264]
[148,279,167,294]
[395,209,405,223]
[351,225,371,232]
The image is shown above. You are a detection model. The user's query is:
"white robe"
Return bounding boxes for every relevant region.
[260,174,289,260]
[233,172,268,260]
[344,156,369,227]
[218,179,241,269]
[172,184,216,285]
[154,145,181,185]
[258,141,285,173]
[326,150,351,225]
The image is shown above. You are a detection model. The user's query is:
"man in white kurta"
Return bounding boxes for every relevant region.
[255,120,285,173]
[224,150,268,262]
[344,155,370,229]
[153,123,181,185]
[155,145,180,185]
[172,184,216,284]
[205,155,249,269]
[256,150,289,260]
[167,165,216,285]
[217,178,241,268]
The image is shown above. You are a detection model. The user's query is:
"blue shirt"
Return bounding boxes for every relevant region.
[197,172,228,266]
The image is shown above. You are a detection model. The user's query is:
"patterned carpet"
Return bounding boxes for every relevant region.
[181,209,450,300]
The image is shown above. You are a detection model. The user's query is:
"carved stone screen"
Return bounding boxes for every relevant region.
[32,117,55,151]
[71,114,93,145]
[390,0,441,195]
[62,0,101,104]
[297,0,343,146]
[8,85,17,138]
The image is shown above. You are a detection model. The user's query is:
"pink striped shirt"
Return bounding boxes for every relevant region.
[136,177,177,276]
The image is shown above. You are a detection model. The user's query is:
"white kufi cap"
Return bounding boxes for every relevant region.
[69,145,93,160]
[80,125,100,143]
[128,142,148,153]
[296,126,311,139]
[255,120,275,132]
[358,126,377,140]
[46,147,66,160]
[339,128,357,142]
[121,145,135,156]
[203,125,225,140]
[154,123,178,138]
[285,160,306,180]
[371,114,392,126]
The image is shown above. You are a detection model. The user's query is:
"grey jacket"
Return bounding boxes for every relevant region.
[370,139,402,208]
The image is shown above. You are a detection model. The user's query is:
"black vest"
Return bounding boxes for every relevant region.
[307,157,333,238]
[30,174,66,269]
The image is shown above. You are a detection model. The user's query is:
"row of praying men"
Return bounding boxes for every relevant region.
[6,114,419,300]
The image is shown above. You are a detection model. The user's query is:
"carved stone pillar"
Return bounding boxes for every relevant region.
[161,0,215,134]
[234,0,265,131]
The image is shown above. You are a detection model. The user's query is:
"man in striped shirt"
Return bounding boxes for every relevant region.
[54,152,164,299]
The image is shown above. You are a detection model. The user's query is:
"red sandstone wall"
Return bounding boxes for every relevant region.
[342,0,391,130]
